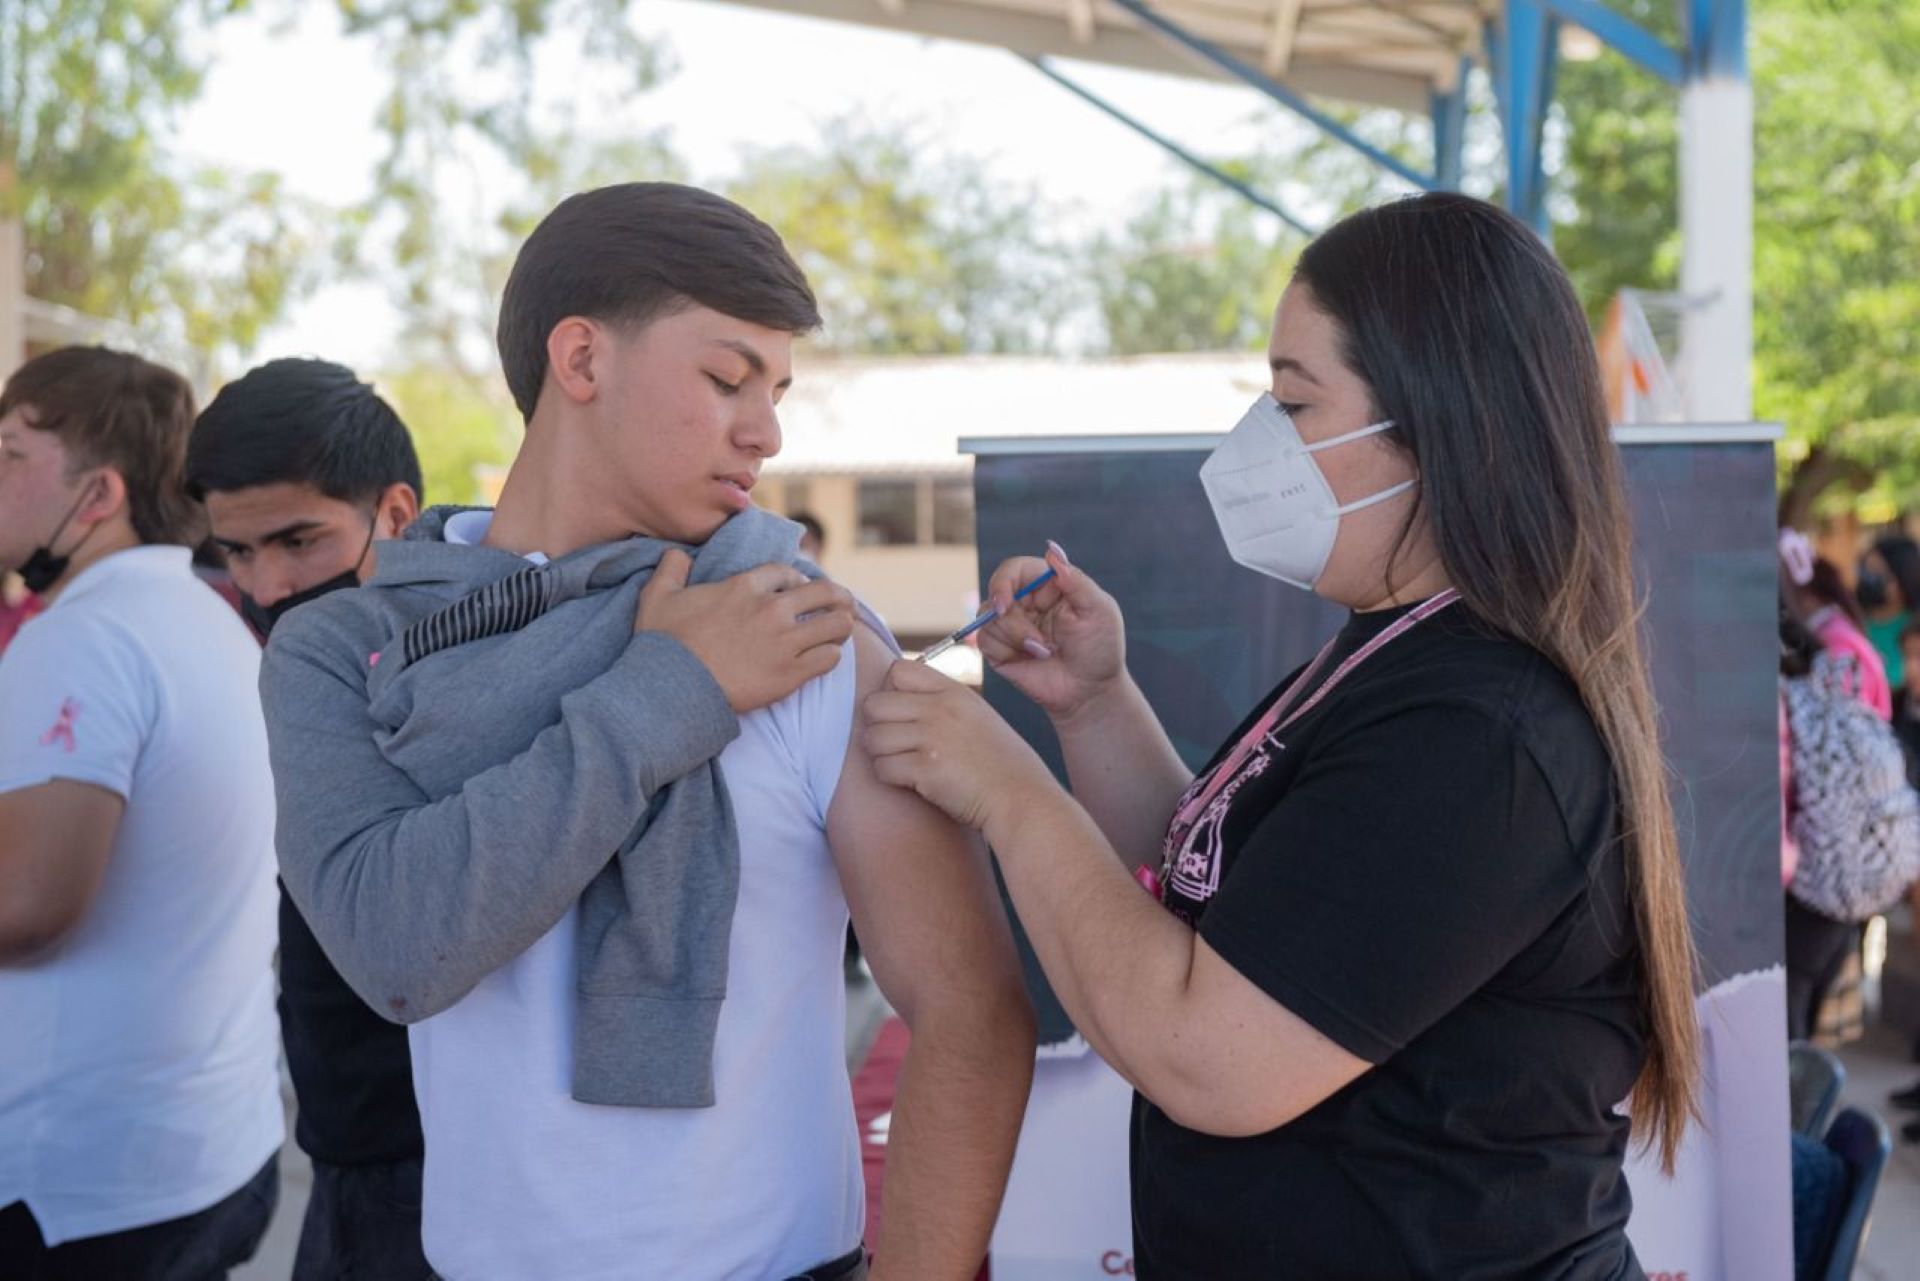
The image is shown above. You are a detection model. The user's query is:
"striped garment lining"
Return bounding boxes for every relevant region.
[399,566,557,668]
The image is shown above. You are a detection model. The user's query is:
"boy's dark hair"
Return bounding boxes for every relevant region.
[186,358,424,506]
[0,346,202,546]
[496,183,822,420]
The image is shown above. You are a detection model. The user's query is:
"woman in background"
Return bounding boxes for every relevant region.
[1778,580,1865,1042]
[1779,531,1891,721]
[1857,534,1920,687]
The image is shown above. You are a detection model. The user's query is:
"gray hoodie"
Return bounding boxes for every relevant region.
[261,506,816,1108]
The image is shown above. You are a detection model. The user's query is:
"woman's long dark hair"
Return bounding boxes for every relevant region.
[1805,558,1865,630]
[1781,585,1821,679]
[1294,192,1699,1173]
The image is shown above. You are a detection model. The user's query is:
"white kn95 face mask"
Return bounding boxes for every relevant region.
[1200,394,1414,589]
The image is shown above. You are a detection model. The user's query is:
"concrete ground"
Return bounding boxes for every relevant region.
[236,974,1918,1280]
[233,1117,304,1281]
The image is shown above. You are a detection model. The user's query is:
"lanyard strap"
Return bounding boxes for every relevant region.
[1170,587,1463,836]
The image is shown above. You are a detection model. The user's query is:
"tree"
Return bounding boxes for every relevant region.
[1085,176,1299,355]
[377,364,522,506]
[0,0,331,365]
[324,0,682,380]
[1748,0,1920,520]
[3,0,684,378]
[1547,1,1920,519]
[726,116,1078,356]
[1082,104,1434,356]
[1551,0,1683,314]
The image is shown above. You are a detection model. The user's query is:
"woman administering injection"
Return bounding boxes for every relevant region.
[861,193,1699,1280]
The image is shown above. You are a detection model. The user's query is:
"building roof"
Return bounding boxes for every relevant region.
[768,350,1266,475]
[699,0,1486,113]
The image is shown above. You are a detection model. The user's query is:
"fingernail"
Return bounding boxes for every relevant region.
[1047,540,1070,567]
[1023,638,1054,660]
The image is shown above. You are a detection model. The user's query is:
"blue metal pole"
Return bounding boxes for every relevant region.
[1538,17,1562,227]
[1023,56,1319,237]
[1687,0,1747,79]
[1430,59,1471,191]
[1538,0,1685,85]
[1493,0,1559,234]
[1485,16,1509,126]
[1100,0,1437,191]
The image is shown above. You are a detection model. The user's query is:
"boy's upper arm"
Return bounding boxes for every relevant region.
[0,620,147,955]
[0,617,149,799]
[827,628,1022,1023]
[0,781,127,958]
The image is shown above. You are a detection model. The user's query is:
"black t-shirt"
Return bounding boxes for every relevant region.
[278,883,424,1167]
[1130,600,1647,1281]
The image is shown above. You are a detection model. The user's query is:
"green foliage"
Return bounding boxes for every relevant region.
[325,0,680,375]
[0,0,329,361]
[726,116,1076,355]
[1554,43,1680,313]
[377,363,521,506]
[1749,0,1920,505]
[1084,103,1435,355]
[1086,180,1297,355]
[1552,0,1920,508]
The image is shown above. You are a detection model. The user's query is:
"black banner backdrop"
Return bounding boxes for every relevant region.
[967,433,1782,1045]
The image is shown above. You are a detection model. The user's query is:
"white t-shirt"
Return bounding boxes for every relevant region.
[413,516,865,1279]
[0,546,283,1244]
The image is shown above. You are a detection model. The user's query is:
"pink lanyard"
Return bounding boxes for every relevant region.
[1139,587,1462,897]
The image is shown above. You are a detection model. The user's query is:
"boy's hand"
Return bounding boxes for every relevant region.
[635,550,856,712]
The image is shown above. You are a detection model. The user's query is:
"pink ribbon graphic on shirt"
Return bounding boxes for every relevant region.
[40,698,81,753]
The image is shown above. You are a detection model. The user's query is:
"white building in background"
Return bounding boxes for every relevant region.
[759,351,1263,646]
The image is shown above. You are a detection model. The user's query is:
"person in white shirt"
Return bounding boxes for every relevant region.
[261,183,1037,1280]
[0,347,283,1280]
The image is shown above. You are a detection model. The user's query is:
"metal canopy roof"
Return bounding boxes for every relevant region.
[707,0,1490,113]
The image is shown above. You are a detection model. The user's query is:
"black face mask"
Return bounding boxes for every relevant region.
[238,518,378,639]
[1857,570,1891,613]
[16,488,95,595]
[240,566,362,639]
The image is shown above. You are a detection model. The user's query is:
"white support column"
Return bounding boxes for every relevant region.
[0,219,23,378]
[1679,76,1753,422]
